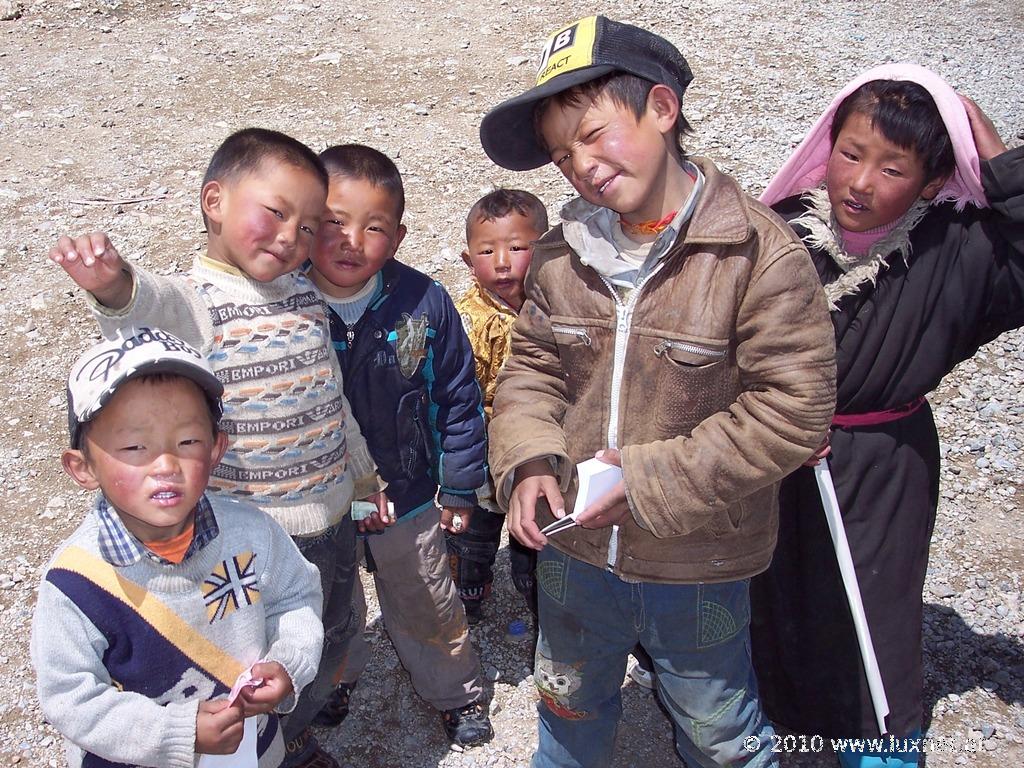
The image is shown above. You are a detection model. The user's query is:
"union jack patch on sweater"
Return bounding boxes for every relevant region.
[203,552,261,623]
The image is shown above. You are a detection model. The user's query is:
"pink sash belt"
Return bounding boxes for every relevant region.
[831,396,926,428]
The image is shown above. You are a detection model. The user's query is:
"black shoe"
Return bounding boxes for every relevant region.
[312,681,355,728]
[283,731,340,768]
[463,600,484,626]
[441,701,494,747]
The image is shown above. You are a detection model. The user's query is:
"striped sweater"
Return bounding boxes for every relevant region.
[89,255,376,536]
[30,494,324,768]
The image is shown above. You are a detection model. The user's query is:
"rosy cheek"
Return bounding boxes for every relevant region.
[238,209,278,244]
[600,133,631,160]
[108,467,140,491]
[322,227,349,255]
[825,154,846,182]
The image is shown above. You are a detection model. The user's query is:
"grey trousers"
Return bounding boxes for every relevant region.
[341,507,484,711]
[280,514,359,762]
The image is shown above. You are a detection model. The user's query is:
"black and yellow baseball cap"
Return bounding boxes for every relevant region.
[479,16,694,171]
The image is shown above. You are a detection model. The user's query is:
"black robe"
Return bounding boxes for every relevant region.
[750,146,1024,738]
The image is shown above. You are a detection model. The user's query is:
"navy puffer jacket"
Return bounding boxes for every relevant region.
[326,259,485,518]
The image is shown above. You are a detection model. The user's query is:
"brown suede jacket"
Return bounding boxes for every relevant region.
[489,157,837,584]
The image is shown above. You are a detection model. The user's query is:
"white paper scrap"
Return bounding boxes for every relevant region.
[197,715,257,768]
[540,457,623,536]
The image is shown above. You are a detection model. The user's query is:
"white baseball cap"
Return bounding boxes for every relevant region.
[67,327,223,448]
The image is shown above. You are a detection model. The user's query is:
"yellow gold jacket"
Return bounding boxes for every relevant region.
[455,281,518,420]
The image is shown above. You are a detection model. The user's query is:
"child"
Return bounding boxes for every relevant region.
[47,128,378,768]
[305,144,493,747]
[750,64,1022,767]
[447,188,549,623]
[31,328,324,768]
[479,16,836,768]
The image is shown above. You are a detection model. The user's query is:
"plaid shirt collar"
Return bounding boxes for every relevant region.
[95,494,219,567]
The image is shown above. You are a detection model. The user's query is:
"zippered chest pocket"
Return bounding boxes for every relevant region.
[550,322,598,393]
[551,323,593,346]
[654,339,727,368]
[650,337,736,437]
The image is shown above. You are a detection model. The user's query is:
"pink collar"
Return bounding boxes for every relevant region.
[839,218,900,257]
[760,63,987,211]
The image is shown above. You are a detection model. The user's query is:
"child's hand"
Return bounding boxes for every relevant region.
[802,431,832,466]
[357,490,394,534]
[440,505,473,535]
[195,698,245,755]
[960,95,1007,161]
[235,661,293,716]
[48,232,133,309]
[509,458,564,551]
[576,449,632,529]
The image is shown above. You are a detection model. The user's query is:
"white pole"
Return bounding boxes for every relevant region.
[813,460,890,735]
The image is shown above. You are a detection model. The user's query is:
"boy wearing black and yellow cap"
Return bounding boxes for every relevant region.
[481,17,836,767]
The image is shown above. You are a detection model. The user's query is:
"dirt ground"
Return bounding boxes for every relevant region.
[1,0,1022,766]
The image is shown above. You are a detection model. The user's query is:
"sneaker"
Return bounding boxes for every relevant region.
[312,681,355,728]
[627,658,655,690]
[463,600,484,626]
[441,701,494,747]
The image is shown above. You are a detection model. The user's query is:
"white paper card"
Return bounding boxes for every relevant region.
[540,458,623,536]
[814,462,890,734]
[197,716,258,768]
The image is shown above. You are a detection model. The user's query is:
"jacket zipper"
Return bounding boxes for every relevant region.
[653,340,726,359]
[345,312,372,350]
[551,324,592,345]
[594,264,668,571]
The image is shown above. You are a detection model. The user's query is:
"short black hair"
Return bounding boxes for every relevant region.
[466,189,549,242]
[319,144,405,220]
[200,128,328,226]
[831,79,955,184]
[77,372,222,453]
[533,72,693,162]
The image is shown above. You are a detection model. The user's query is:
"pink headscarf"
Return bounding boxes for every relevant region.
[760,63,988,210]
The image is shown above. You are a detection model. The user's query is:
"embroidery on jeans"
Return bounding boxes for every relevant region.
[689,686,746,749]
[535,653,587,720]
[536,558,568,605]
[698,600,740,647]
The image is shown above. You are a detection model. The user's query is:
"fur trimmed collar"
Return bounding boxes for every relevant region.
[793,188,930,310]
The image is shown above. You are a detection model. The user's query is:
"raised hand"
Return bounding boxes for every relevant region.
[960,95,1007,162]
[48,231,133,309]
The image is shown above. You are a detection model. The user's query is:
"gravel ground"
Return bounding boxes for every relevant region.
[0,0,1022,766]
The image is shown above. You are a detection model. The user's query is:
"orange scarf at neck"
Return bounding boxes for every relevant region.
[620,210,677,236]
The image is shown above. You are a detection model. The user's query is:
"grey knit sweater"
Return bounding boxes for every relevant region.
[31,494,324,768]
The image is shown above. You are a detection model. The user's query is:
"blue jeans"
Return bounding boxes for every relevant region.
[280,514,359,766]
[533,547,778,768]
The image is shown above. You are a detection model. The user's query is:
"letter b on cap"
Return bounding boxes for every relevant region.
[535,16,597,86]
